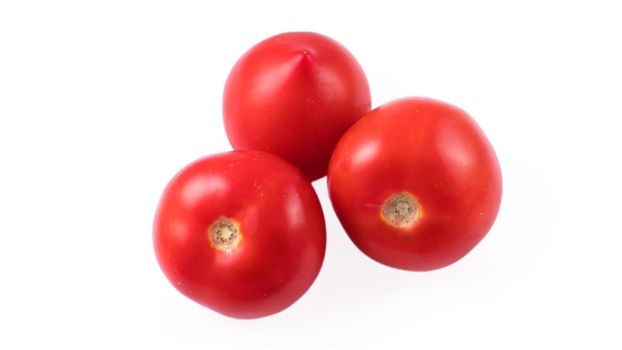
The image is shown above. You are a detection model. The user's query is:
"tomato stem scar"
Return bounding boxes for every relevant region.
[381,192,420,229]
[209,217,241,253]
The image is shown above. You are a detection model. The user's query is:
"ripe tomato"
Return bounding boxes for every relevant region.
[328,98,502,271]
[153,151,326,318]
[223,32,371,181]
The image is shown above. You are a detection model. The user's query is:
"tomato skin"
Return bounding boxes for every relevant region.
[328,98,502,271]
[153,151,326,319]
[223,32,371,181]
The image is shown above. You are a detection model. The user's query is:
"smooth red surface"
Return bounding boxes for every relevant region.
[153,151,326,318]
[328,98,502,271]
[223,32,371,181]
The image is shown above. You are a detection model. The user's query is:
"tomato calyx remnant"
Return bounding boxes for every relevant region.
[209,217,241,253]
[381,192,420,229]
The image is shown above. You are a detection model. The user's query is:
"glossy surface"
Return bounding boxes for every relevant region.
[154,151,326,318]
[328,98,502,271]
[223,32,371,181]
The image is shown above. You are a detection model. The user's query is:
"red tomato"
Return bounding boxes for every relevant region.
[153,151,326,318]
[328,98,502,271]
[223,32,371,181]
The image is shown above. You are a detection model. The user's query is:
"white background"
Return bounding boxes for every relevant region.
[1,1,621,349]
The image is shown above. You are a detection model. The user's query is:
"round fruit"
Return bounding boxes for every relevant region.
[223,32,371,181]
[153,150,326,318]
[328,97,502,271]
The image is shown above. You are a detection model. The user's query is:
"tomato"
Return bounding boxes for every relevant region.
[328,98,502,271]
[153,150,326,318]
[223,32,371,181]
